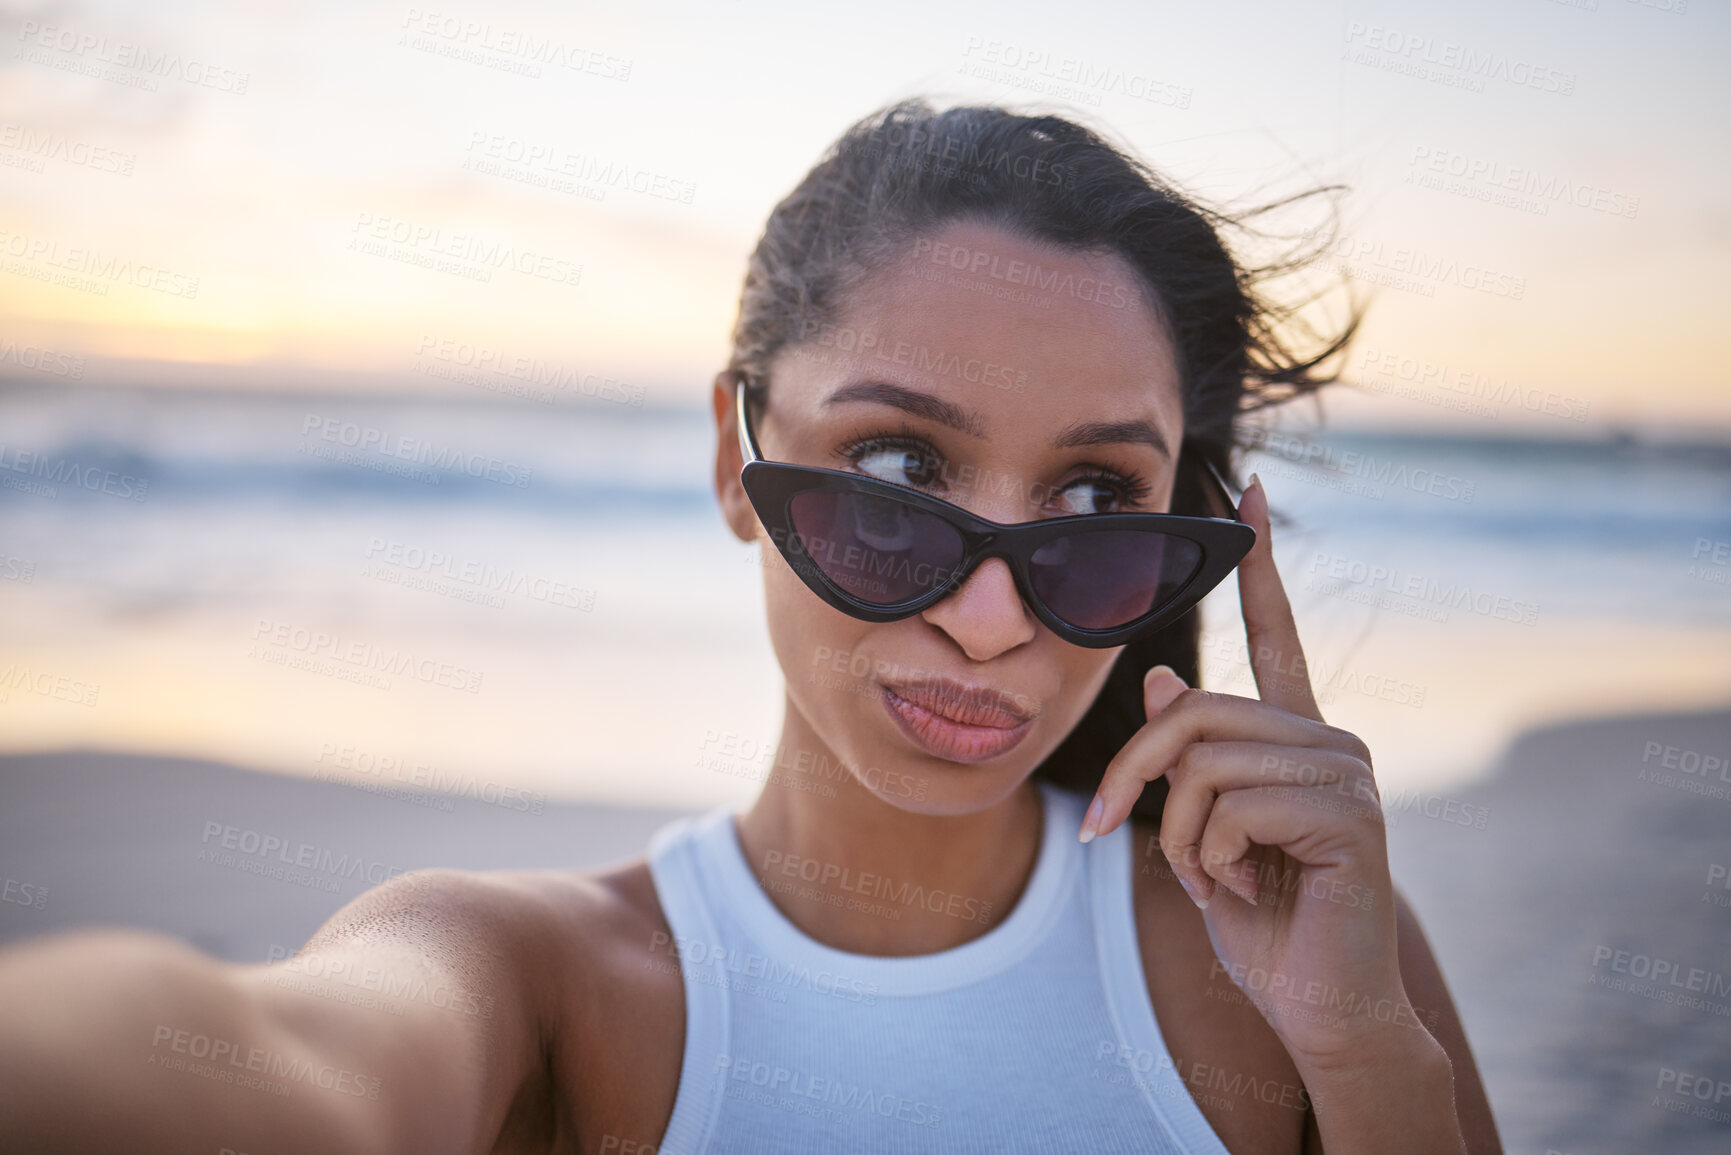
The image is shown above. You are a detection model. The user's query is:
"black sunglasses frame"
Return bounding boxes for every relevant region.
[733,378,1256,648]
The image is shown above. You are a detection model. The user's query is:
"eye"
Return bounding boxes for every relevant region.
[1047,472,1145,515]
[838,431,946,490]
[856,446,938,487]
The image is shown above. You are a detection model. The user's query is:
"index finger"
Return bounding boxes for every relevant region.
[1235,474,1324,723]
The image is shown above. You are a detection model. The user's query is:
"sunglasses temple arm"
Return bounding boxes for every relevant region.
[1196,451,1244,522]
[734,377,763,466]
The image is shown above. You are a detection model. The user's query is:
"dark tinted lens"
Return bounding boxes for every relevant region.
[1028,530,1203,630]
[788,490,966,605]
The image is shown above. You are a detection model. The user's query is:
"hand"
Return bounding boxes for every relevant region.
[1077,474,1418,1070]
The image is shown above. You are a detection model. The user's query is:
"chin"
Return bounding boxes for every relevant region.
[838,726,1046,817]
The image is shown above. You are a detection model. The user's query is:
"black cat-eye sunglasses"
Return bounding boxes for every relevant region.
[734,377,1256,648]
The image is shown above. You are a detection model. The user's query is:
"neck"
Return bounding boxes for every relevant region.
[733,692,1046,956]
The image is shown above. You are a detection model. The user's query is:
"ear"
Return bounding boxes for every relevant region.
[712,370,759,544]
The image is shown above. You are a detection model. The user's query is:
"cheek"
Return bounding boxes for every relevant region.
[1046,648,1123,738]
[761,548,864,694]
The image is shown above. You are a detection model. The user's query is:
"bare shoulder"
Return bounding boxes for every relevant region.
[1390,887,1503,1155]
[542,857,687,1152]
[1124,815,1308,1155]
[542,855,687,1020]
[296,858,686,1150]
[305,867,600,975]
[300,859,676,1016]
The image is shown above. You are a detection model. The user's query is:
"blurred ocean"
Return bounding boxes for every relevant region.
[2,377,1729,808]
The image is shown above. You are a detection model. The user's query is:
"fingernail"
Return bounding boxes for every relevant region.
[1248,472,1264,494]
[1079,794,1104,843]
[1229,866,1260,907]
[1178,875,1209,910]
[1146,665,1187,699]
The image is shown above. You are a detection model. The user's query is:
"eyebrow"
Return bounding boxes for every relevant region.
[822,381,987,438]
[1053,419,1172,459]
[824,379,1172,459]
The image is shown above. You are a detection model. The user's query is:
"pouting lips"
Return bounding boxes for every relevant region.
[879,676,1036,729]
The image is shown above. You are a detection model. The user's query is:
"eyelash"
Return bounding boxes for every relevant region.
[833,424,1154,508]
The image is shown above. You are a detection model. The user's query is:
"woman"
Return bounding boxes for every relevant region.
[0,100,1500,1153]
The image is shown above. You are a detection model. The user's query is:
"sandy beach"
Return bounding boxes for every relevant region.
[0,749,699,964]
[1385,704,1731,1155]
[4,704,1730,1153]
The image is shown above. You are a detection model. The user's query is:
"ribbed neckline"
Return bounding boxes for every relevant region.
[695,779,1083,998]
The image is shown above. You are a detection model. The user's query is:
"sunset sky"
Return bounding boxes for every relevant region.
[3,0,1727,433]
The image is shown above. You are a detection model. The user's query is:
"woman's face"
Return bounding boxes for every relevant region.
[714,219,1186,815]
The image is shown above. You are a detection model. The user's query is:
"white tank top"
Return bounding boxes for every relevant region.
[644,779,1234,1153]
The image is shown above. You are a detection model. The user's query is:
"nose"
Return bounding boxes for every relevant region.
[921,555,1038,662]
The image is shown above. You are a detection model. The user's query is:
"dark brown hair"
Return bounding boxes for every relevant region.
[727,98,1357,820]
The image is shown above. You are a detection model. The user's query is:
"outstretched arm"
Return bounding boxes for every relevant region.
[0,868,555,1154]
